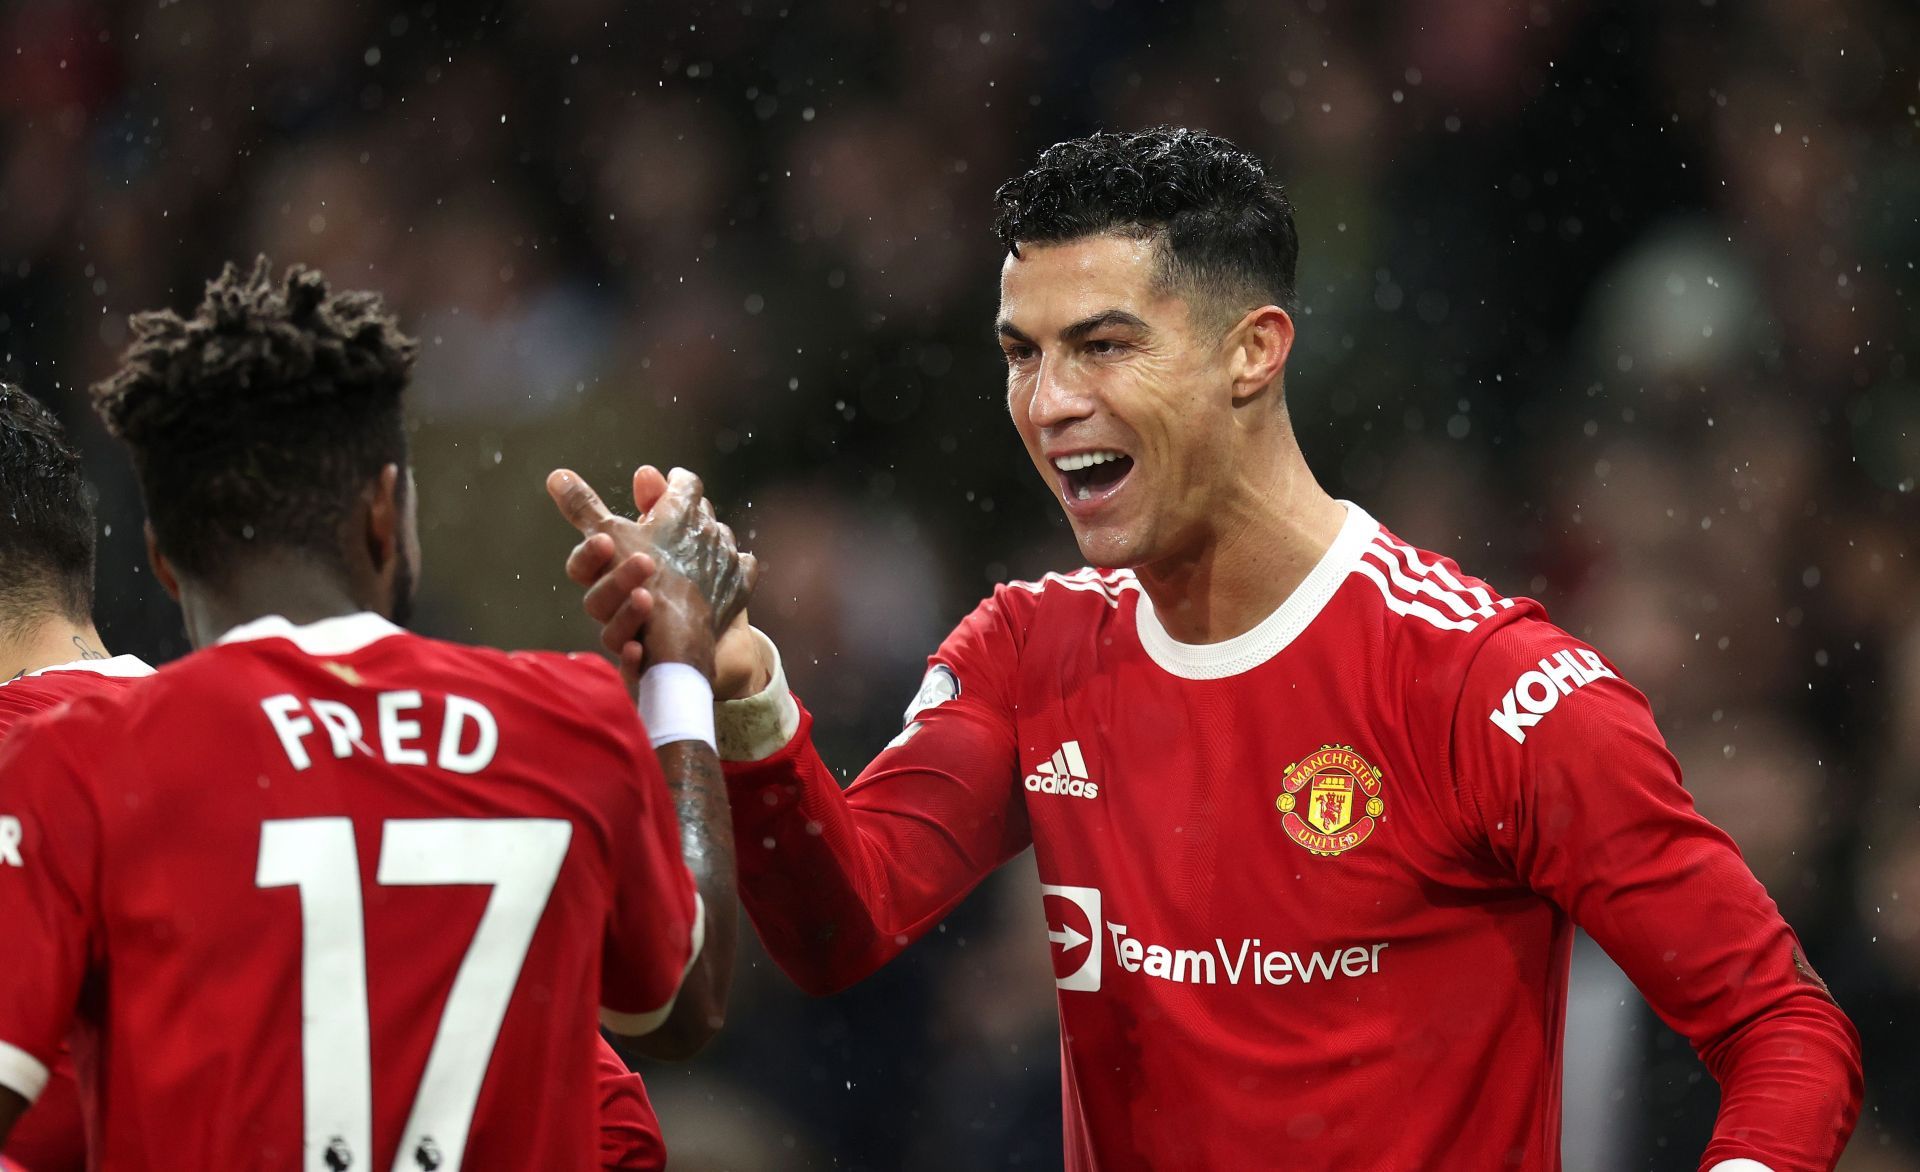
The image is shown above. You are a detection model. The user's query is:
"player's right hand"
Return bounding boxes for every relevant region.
[712,609,771,701]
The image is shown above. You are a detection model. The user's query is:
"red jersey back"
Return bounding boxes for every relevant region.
[0,656,154,1172]
[0,614,698,1172]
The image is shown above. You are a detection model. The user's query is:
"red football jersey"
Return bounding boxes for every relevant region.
[0,613,698,1172]
[0,657,154,1172]
[0,656,154,733]
[724,503,1861,1171]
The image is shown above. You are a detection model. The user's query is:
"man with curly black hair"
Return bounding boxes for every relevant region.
[0,260,753,1171]
[570,127,1863,1169]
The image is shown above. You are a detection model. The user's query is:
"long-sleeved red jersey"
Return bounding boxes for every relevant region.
[721,502,1861,1171]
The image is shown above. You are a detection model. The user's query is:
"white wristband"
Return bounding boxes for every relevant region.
[637,663,716,751]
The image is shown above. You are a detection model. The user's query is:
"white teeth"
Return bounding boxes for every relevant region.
[1052,450,1126,472]
[1076,485,1091,500]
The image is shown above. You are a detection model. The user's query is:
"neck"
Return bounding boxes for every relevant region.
[177,552,382,650]
[1,615,111,682]
[1134,429,1347,645]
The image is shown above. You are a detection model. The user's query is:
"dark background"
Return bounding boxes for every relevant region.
[3,0,1916,1167]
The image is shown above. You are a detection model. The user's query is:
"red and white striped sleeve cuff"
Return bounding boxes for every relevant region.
[0,1039,48,1102]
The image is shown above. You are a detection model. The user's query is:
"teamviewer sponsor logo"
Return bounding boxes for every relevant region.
[1488,647,1617,744]
[1027,741,1099,799]
[1040,883,1388,993]
[1041,883,1103,990]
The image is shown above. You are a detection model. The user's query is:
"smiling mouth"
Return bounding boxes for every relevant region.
[1052,450,1135,503]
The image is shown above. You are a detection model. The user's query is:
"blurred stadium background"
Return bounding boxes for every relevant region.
[3,0,1916,1167]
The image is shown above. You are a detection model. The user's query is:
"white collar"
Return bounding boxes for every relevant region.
[1133,501,1380,680]
[216,612,405,656]
[15,654,157,681]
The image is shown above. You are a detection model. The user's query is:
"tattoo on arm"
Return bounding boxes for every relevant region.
[657,740,737,910]
[654,739,737,1038]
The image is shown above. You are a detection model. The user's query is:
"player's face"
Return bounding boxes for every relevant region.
[998,235,1238,569]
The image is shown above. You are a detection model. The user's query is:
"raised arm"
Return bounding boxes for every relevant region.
[565,481,1031,997]
[548,466,754,1058]
[710,615,1031,995]
[1450,622,1862,1172]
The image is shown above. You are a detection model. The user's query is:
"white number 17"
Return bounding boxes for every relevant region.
[257,817,572,1172]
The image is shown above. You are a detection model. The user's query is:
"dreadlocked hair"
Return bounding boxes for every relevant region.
[0,384,97,634]
[91,258,418,584]
[992,127,1299,322]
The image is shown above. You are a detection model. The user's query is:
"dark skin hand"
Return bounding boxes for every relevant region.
[562,469,764,701]
[546,465,756,1059]
[550,465,757,684]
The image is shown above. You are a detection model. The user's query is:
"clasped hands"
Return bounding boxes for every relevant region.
[547,464,766,697]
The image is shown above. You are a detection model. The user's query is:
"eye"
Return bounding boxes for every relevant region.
[1002,344,1037,365]
[1085,338,1127,357]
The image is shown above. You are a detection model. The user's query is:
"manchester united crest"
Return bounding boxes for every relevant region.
[1275,745,1385,857]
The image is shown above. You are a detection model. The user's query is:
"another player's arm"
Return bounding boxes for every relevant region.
[574,512,1030,996]
[549,467,750,1058]
[625,732,733,1060]
[1451,625,1862,1172]
[719,623,1031,994]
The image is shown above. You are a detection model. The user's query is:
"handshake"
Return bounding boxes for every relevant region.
[546,464,768,700]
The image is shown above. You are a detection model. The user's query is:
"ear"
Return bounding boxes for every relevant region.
[364,463,403,572]
[144,522,181,602]
[1226,306,1295,404]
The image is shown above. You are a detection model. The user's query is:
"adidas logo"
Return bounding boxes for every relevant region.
[1026,741,1100,799]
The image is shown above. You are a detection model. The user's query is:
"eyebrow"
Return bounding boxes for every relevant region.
[995,309,1150,346]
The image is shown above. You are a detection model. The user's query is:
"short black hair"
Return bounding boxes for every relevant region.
[91,258,418,585]
[0,384,97,634]
[992,127,1299,322]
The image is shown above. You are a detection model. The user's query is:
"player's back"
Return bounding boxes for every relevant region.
[4,613,693,1171]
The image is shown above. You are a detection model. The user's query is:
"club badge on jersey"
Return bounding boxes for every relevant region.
[1275,745,1386,857]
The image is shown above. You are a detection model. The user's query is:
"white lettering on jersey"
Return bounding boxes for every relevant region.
[0,816,21,867]
[438,696,499,774]
[1110,922,1387,987]
[1041,882,1387,992]
[262,692,500,773]
[1488,648,1616,744]
[262,694,318,770]
[378,691,430,766]
[1025,740,1100,800]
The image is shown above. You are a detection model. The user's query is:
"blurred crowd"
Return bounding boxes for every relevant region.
[3,0,1916,1167]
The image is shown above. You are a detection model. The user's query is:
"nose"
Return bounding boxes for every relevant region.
[1026,352,1095,432]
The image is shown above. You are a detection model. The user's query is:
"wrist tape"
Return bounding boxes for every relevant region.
[637,662,717,751]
